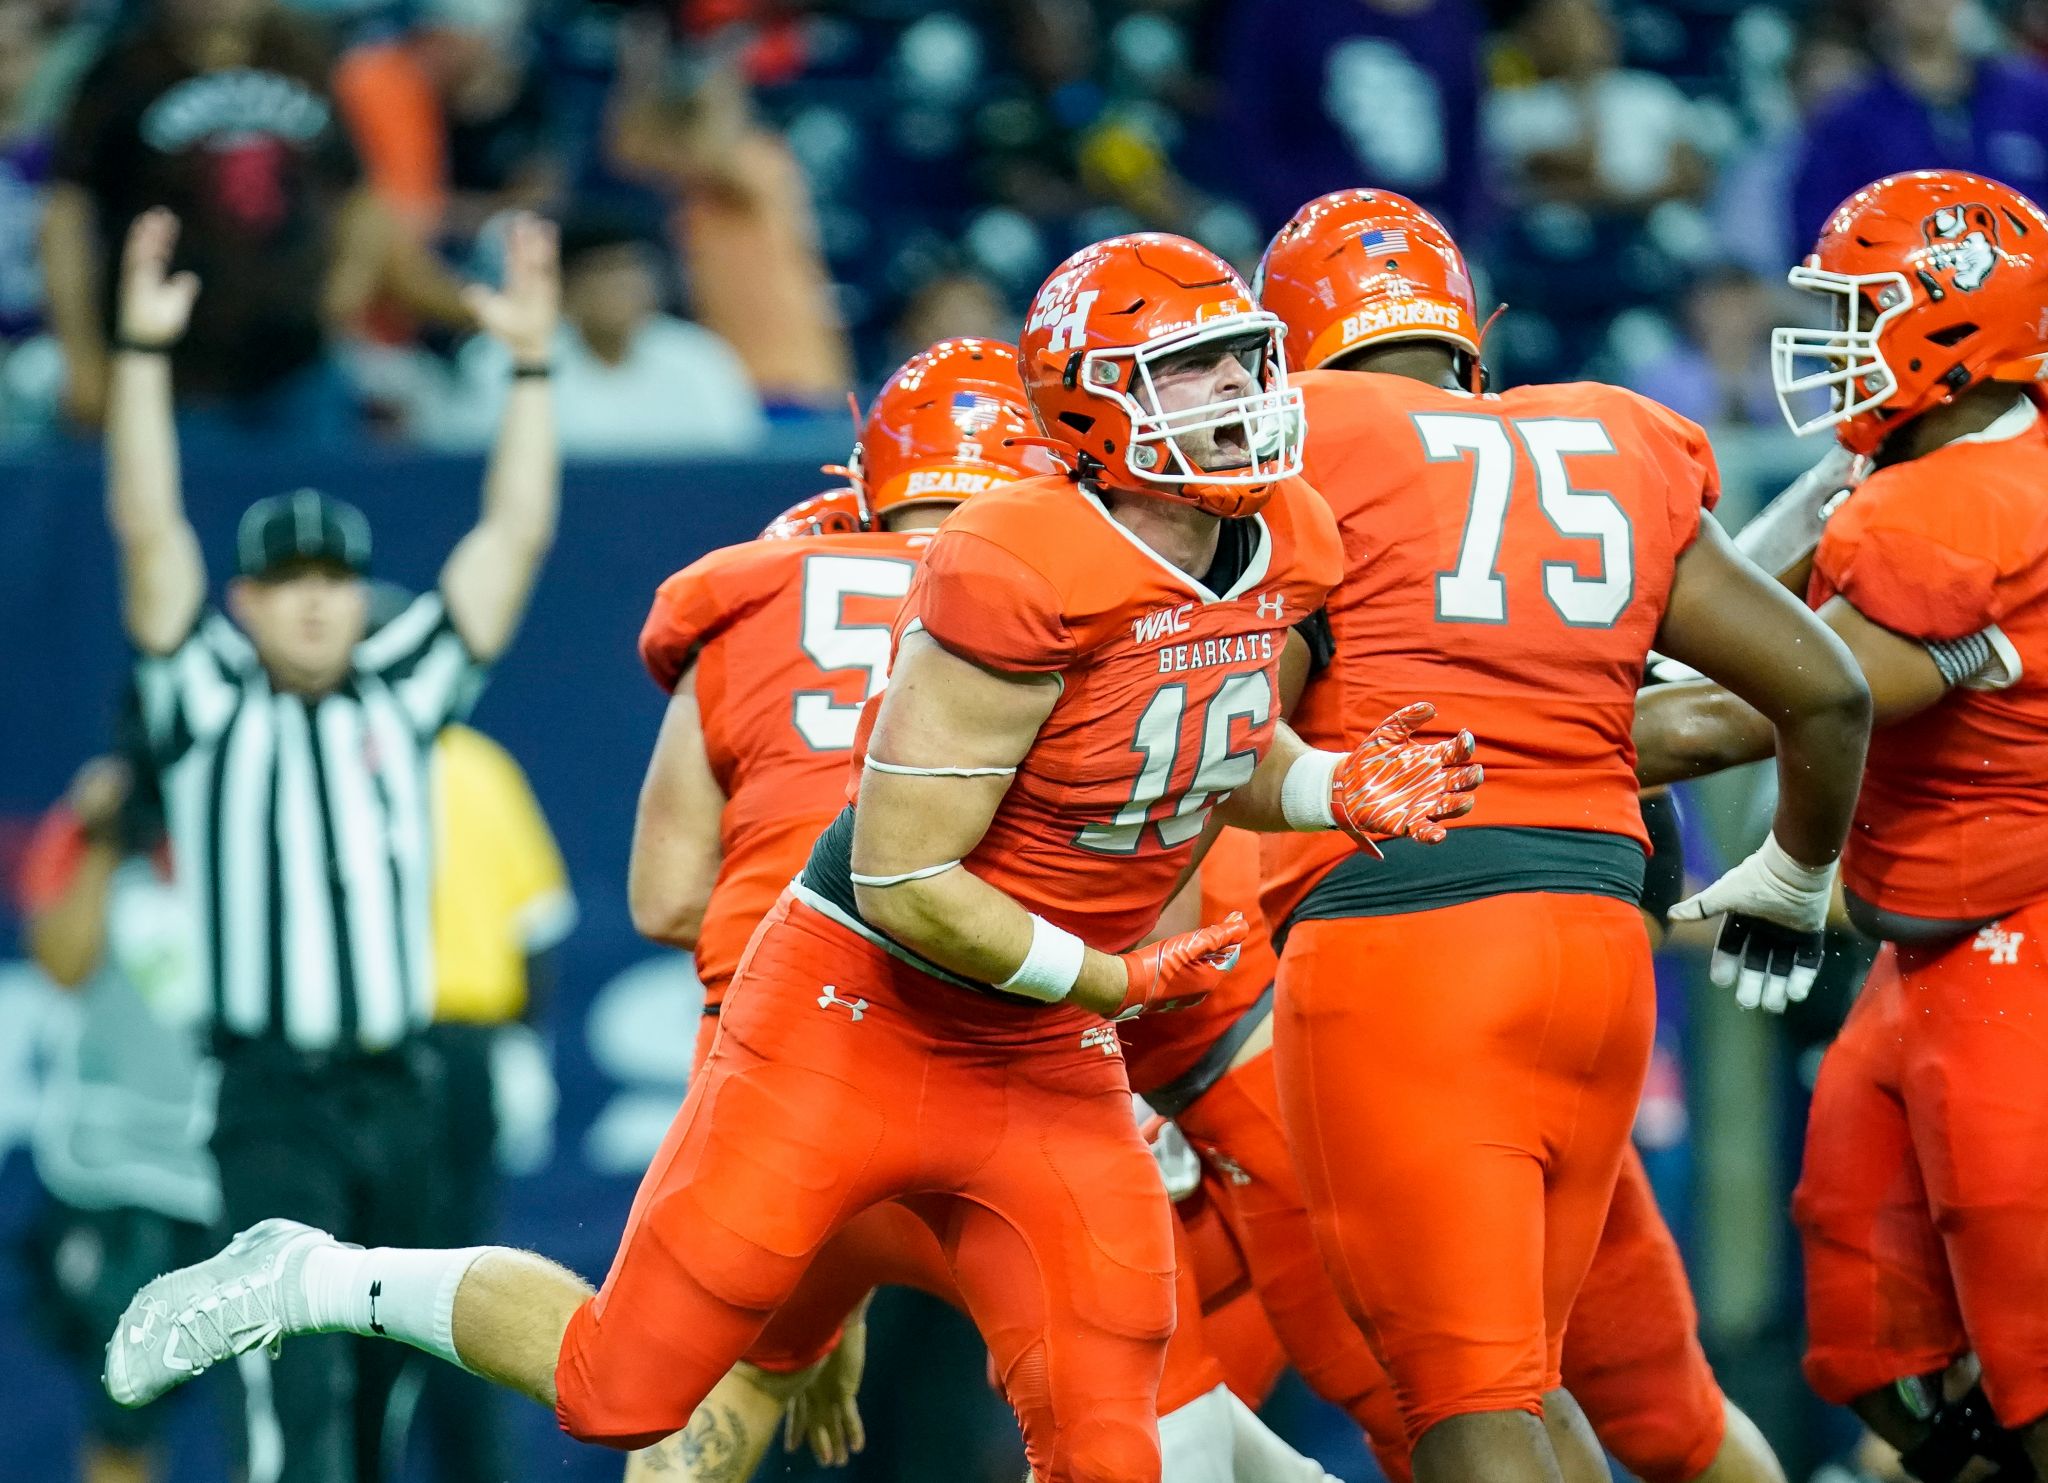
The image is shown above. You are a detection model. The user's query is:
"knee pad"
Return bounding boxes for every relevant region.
[1897,1383,2037,1483]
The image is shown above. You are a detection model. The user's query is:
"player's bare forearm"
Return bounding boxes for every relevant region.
[1657,515,1871,865]
[629,671,725,948]
[856,862,1129,1016]
[1632,682,1776,786]
[441,216,560,660]
[1211,720,1315,831]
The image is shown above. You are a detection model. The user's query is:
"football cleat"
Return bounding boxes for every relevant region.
[104,1217,330,1408]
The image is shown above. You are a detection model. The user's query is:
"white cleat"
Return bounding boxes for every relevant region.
[104,1217,330,1407]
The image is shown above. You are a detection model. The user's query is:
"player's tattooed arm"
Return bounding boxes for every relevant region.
[629,660,726,948]
[623,1404,754,1481]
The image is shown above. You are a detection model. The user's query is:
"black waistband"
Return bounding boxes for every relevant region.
[1843,890,1998,947]
[1285,826,1645,942]
[1141,983,1274,1118]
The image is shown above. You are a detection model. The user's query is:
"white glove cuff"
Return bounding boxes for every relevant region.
[1279,749,1341,831]
[1760,833,1837,896]
[999,914,1086,1002]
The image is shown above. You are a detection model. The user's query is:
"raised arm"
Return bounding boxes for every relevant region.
[106,210,206,656]
[628,663,728,948]
[439,214,561,662]
[850,631,1243,1020]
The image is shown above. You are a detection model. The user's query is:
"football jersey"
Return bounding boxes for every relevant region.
[1120,827,1279,1100]
[1808,399,2048,920]
[640,529,930,1003]
[797,473,1342,1000]
[1263,371,1720,928]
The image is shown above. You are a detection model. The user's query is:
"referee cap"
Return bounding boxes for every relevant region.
[236,489,372,580]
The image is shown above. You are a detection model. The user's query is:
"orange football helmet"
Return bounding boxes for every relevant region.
[851,337,1044,521]
[1773,170,2048,455]
[1256,189,1482,384]
[761,488,867,540]
[1019,233,1303,518]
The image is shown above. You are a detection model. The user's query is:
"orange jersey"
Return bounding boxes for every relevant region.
[1807,402,2048,920]
[640,530,930,1001]
[1121,828,1280,1099]
[800,473,1342,975]
[1263,372,1719,928]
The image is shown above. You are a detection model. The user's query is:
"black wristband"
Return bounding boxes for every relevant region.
[511,362,552,379]
[116,337,174,355]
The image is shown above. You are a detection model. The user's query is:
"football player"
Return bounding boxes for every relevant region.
[1635,169,2048,1480]
[103,233,1478,1483]
[1254,188,1871,1483]
[627,340,1335,1482]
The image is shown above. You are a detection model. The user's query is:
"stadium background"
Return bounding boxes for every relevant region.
[2,0,2044,1477]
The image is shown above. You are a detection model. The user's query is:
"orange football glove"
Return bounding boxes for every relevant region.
[1332,703,1482,854]
[1113,913,1250,1019]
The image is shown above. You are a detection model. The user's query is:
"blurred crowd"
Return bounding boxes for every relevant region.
[1,0,2046,454]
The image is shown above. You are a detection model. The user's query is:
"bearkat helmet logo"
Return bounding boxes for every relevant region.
[1922,204,2000,293]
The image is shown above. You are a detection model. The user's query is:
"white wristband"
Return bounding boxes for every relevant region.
[1279,749,1341,830]
[999,914,1088,1002]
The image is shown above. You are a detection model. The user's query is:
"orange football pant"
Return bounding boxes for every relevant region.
[1274,892,1655,1443]
[1795,897,2048,1428]
[557,897,1176,1483]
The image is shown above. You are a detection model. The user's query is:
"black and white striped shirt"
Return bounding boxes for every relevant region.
[135,592,484,1052]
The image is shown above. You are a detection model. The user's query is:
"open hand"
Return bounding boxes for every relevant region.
[118,209,200,349]
[464,213,559,364]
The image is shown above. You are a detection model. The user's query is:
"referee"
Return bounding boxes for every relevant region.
[104,207,561,1483]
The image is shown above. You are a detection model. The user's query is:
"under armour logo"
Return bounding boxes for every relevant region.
[368,1280,385,1336]
[1973,925,2026,966]
[1256,593,1285,621]
[817,986,867,1021]
[1079,1025,1121,1057]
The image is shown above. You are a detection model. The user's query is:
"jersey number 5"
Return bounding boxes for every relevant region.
[1420,414,1634,628]
[793,554,916,751]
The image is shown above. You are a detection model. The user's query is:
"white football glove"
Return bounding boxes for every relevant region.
[1668,834,1836,1013]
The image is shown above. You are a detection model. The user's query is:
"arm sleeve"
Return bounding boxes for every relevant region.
[909,529,1076,674]
[133,609,251,765]
[1292,608,1336,677]
[356,590,485,734]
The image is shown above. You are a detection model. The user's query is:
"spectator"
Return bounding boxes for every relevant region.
[890,270,1012,370]
[1485,0,1712,215]
[608,33,853,414]
[1624,264,1783,431]
[0,0,54,434]
[102,205,559,1483]
[413,215,765,455]
[1214,0,1485,232]
[334,0,563,256]
[1793,0,2048,245]
[20,738,220,1483]
[40,0,473,439]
